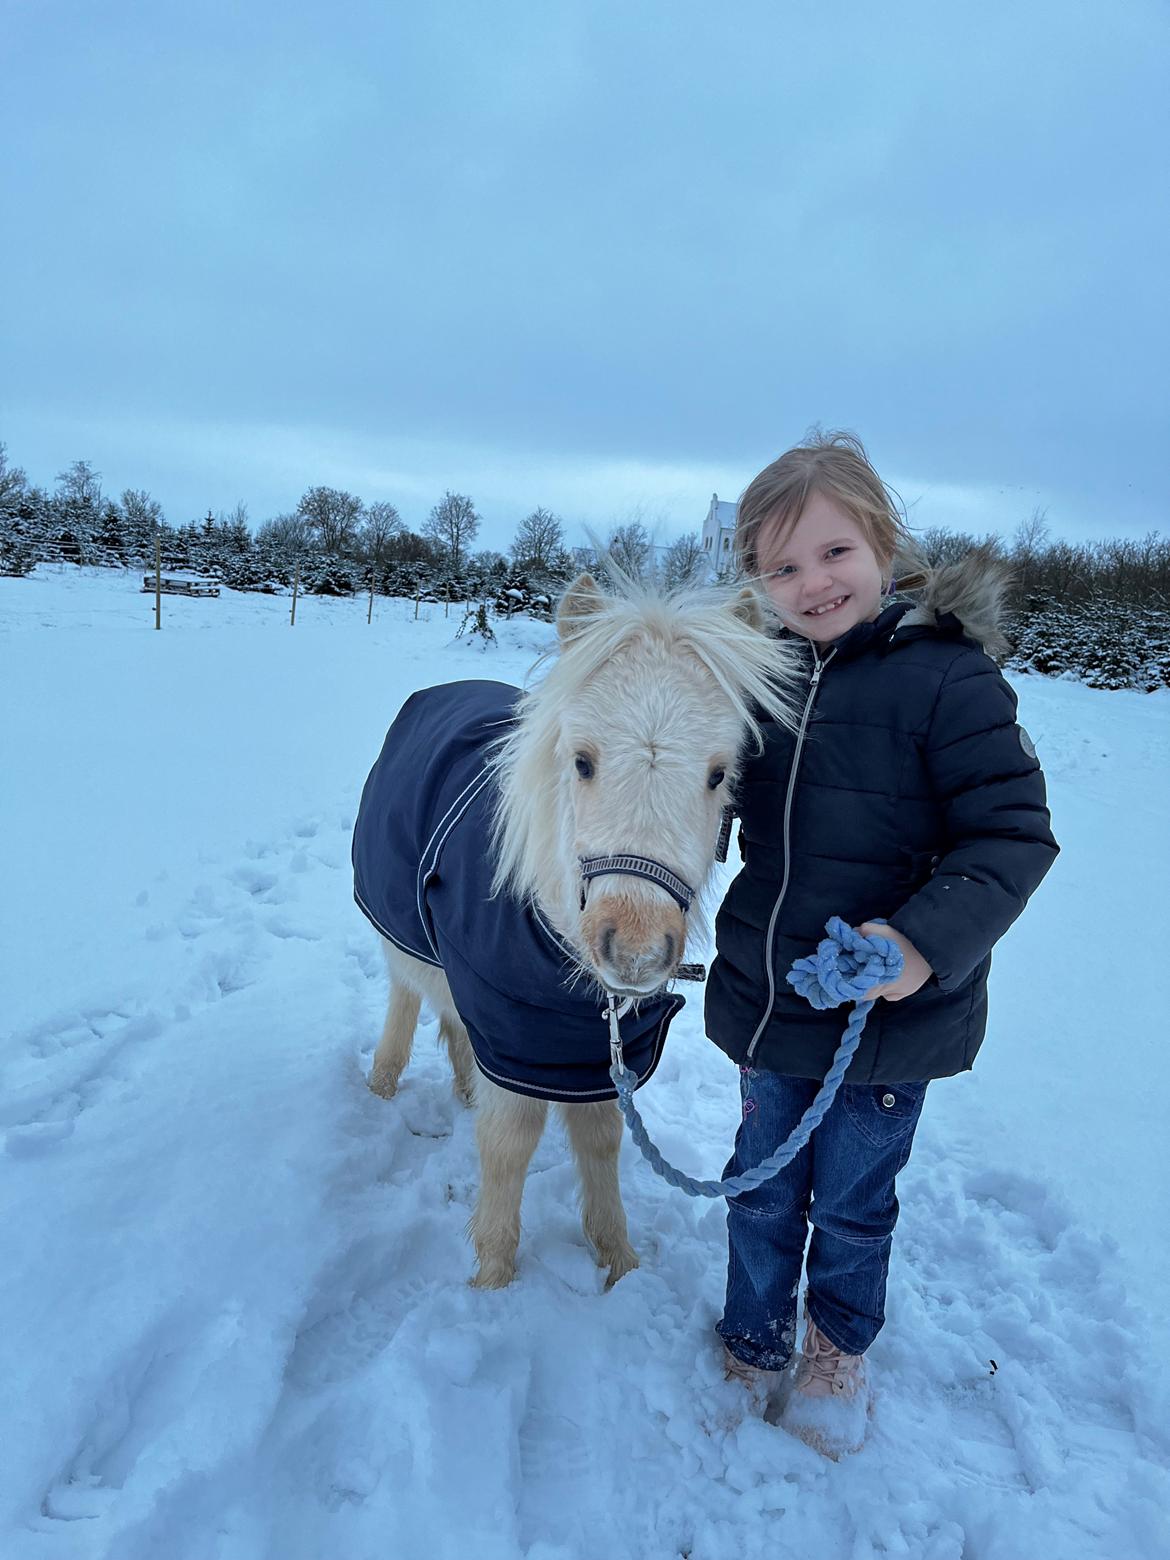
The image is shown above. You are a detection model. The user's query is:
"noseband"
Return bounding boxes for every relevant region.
[577,853,695,914]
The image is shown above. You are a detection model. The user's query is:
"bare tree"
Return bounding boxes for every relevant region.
[1012,506,1050,556]
[917,525,981,568]
[256,512,314,553]
[472,548,509,575]
[423,491,481,573]
[296,486,364,554]
[217,501,250,530]
[1011,506,1051,598]
[385,529,439,566]
[55,459,102,508]
[606,519,651,581]
[661,531,706,590]
[44,459,103,560]
[360,500,403,565]
[510,506,564,571]
[0,442,28,510]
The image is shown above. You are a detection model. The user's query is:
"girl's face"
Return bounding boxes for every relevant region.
[756,491,885,644]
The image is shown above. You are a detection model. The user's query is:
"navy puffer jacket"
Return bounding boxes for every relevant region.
[704,554,1059,1084]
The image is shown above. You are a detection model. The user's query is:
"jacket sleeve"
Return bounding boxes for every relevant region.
[887,651,1059,992]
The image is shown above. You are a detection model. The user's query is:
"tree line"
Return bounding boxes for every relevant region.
[0,444,711,596]
[2,441,1166,617]
[916,512,1170,609]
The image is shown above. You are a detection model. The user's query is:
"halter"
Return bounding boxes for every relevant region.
[577,853,696,914]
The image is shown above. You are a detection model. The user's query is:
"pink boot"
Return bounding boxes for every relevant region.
[722,1344,784,1417]
[779,1316,869,1458]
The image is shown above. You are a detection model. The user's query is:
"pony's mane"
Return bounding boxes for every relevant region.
[488,578,796,905]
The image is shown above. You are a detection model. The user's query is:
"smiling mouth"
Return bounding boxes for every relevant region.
[804,595,849,617]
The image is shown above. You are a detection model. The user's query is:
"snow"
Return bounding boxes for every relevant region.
[2,565,1168,1560]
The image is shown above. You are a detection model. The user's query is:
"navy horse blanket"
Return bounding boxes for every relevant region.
[352,680,684,1103]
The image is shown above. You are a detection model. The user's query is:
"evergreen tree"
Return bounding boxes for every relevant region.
[97,500,127,563]
[0,444,35,575]
[121,489,165,562]
[0,442,27,511]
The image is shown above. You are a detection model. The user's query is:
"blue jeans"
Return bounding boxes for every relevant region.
[717,1068,928,1368]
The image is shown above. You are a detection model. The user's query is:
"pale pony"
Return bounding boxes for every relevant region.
[369,573,799,1289]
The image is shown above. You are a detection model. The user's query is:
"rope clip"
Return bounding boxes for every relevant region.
[604,994,634,1072]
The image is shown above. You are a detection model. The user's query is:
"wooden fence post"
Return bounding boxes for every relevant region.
[414,592,420,620]
[291,562,300,626]
[445,582,450,618]
[368,570,375,624]
[154,532,162,630]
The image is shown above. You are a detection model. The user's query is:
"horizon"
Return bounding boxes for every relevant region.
[4,422,1161,557]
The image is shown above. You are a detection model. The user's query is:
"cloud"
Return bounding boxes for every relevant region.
[2,0,1166,542]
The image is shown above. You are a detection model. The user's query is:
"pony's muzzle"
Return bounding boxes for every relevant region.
[581,894,685,995]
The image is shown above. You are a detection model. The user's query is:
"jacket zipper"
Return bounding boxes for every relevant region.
[744,644,837,1063]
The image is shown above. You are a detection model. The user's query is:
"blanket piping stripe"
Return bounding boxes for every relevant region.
[467,994,679,1102]
[415,765,494,960]
[353,886,444,967]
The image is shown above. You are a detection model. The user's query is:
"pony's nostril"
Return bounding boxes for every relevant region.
[601,925,616,965]
[662,932,676,967]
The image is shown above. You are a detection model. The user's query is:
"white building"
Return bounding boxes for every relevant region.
[700,494,738,579]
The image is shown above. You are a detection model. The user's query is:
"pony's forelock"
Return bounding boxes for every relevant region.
[488,578,798,904]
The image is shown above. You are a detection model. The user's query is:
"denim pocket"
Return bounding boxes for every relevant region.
[842,1082,927,1148]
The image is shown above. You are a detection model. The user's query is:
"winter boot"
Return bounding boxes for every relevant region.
[722,1344,784,1417]
[778,1315,869,1458]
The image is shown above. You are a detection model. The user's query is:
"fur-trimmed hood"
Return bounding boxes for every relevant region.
[893,541,1012,662]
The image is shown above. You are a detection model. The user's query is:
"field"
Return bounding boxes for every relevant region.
[2,566,1167,1560]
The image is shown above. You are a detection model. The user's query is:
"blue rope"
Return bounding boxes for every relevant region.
[609,917,903,1199]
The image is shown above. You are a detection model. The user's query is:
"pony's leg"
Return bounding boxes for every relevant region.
[369,980,422,1099]
[559,1100,639,1288]
[470,1077,548,1288]
[439,1013,476,1107]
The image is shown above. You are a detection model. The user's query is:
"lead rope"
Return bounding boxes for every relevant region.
[606,916,904,1199]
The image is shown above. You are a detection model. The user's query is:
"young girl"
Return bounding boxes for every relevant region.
[706,430,1058,1458]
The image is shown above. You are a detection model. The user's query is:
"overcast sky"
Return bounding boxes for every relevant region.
[3,0,1167,554]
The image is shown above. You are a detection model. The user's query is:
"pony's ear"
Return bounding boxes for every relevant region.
[729,585,766,634]
[557,573,606,643]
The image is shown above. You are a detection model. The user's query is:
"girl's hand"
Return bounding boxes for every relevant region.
[856,922,934,1002]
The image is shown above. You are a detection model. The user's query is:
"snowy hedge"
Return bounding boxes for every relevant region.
[1004,601,1170,693]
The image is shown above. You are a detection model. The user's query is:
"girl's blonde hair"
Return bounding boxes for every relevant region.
[734,429,917,584]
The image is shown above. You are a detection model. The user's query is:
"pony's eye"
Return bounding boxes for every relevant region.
[708,768,726,790]
[575,753,594,780]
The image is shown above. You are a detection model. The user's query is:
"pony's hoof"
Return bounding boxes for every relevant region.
[368,1070,400,1100]
[470,1260,516,1290]
[601,1246,639,1289]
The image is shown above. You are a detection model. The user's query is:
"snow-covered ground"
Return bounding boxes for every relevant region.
[2,565,1167,1560]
